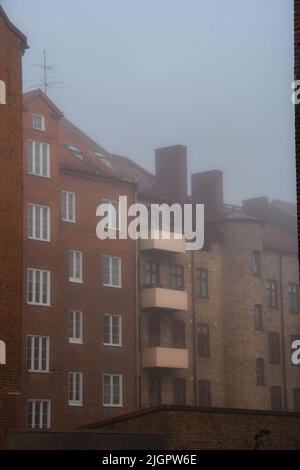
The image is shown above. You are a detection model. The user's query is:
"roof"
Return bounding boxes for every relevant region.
[0,5,27,46]
[23,89,64,118]
[263,224,298,254]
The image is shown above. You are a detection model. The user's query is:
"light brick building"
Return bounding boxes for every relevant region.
[0,6,27,448]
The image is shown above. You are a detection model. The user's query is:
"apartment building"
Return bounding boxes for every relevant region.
[11,90,138,431]
[0,7,27,448]
[102,145,300,413]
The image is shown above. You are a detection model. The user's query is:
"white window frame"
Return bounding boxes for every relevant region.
[102,255,122,288]
[27,400,51,429]
[0,80,6,104]
[69,250,83,283]
[69,310,83,344]
[102,199,120,230]
[62,191,76,223]
[26,335,49,372]
[103,314,122,346]
[27,268,51,306]
[32,113,45,131]
[68,371,83,406]
[103,374,123,407]
[27,140,50,178]
[27,203,50,242]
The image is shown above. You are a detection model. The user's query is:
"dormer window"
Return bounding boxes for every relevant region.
[64,144,83,160]
[32,114,45,131]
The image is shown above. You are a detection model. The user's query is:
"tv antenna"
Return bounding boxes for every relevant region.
[29,49,65,94]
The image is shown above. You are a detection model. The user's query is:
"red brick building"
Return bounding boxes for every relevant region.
[12,90,138,431]
[0,6,27,448]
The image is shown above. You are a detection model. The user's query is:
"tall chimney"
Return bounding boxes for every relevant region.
[191,170,223,216]
[155,145,187,202]
[242,197,269,221]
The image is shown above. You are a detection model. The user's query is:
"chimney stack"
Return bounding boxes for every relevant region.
[191,170,224,216]
[242,197,269,221]
[155,145,187,202]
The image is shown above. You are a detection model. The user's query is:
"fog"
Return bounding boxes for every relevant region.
[2,0,296,205]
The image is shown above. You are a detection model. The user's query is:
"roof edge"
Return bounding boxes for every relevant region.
[0,6,28,46]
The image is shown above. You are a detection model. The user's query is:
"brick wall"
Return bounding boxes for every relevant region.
[0,8,26,448]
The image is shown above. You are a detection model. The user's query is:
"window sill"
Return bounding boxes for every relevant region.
[102,284,122,289]
[102,404,123,408]
[103,343,122,347]
[68,402,83,407]
[69,279,83,284]
[69,339,83,344]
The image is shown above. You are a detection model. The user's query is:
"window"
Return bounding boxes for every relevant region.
[198,380,211,407]
[197,323,210,357]
[102,255,121,287]
[146,260,159,287]
[196,269,208,298]
[267,280,278,308]
[270,386,282,411]
[172,320,185,348]
[26,336,49,372]
[0,79,6,104]
[27,140,50,177]
[252,250,261,275]
[27,268,50,306]
[68,372,83,406]
[27,400,51,429]
[149,377,161,407]
[269,332,280,364]
[254,305,263,330]
[293,388,300,412]
[170,264,184,290]
[103,374,122,407]
[147,317,161,347]
[256,358,265,386]
[69,250,83,283]
[27,204,50,241]
[173,378,186,405]
[61,191,75,222]
[103,314,122,346]
[102,199,120,230]
[69,310,83,344]
[0,340,6,365]
[32,114,45,131]
[288,283,299,313]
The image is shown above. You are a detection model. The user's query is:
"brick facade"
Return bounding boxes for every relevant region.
[0,7,27,449]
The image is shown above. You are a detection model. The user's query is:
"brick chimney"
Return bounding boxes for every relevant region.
[242,197,269,221]
[155,145,187,202]
[191,170,223,216]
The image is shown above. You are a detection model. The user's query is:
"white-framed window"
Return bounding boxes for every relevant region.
[103,314,122,346]
[27,204,50,242]
[32,113,45,131]
[69,250,83,283]
[102,255,121,288]
[27,400,51,429]
[26,336,49,372]
[0,340,6,365]
[62,191,75,222]
[102,199,120,230]
[27,268,50,306]
[27,140,50,177]
[68,371,83,406]
[103,374,123,407]
[69,310,83,343]
[0,80,6,104]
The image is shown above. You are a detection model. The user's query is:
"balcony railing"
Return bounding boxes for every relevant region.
[140,231,185,254]
[142,346,189,369]
[141,287,188,311]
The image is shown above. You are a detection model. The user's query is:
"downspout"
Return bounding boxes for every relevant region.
[191,250,197,405]
[134,188,141,410]
[279,254,288,411]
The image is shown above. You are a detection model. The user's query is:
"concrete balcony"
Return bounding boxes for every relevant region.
[142,347,188,369]
[139,232,185,254]
[141,287,188,311]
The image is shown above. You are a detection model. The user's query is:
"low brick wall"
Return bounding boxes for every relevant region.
[85,405,300,450]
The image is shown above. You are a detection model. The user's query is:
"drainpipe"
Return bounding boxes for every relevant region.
[134,188,141,410]
[279,254,288,411]
[191,250,197,405]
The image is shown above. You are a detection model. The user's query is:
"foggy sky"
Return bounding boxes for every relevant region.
[2,0,296,205]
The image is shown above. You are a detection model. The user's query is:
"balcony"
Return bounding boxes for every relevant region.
[142,347,188,369]
[140,231,185,254]
[141,287,188,311]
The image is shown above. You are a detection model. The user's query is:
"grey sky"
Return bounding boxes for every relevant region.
[2,0,296,204]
